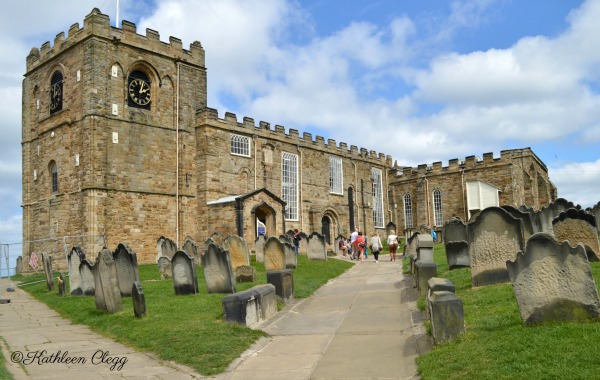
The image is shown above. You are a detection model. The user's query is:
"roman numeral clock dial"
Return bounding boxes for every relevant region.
[128,78,151,106]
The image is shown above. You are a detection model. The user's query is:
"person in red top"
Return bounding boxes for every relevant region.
[352,232,366,261]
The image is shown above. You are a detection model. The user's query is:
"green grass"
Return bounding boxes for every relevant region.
[417,244,600,379]
[0,339,14,380]
[11,255,353,376]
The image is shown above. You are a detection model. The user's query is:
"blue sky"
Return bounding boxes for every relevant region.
[1,0,600,252]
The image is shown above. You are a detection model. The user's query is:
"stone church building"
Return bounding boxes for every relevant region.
[21,9,556,267]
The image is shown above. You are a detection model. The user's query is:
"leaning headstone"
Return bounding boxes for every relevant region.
[223,235,250,271]
[536,198,580,235]
[222,284,277,326]
[254,234,267,263]
[267,269,294,303]
[156,236,177,260]
[279,234,292,245]
[426,277,456,319]
[416,234,434,263]
[264,237,286,272]
[429,291,465,344]
[68,247,85,296]
[202,244,236,294]
[284,242,297,269]
[468,207,524,287]
[552,208,599,262]
[507,233,600,324]
[298,232,308,255]
[157,256,172,280]
[171,250,199,295]
[15,256,23,275]
[79,259,95,296]
[57,274,66,296]
[205,237,217,252]
[183,236,201,264]
[587,201,600,229]
[236,265,257,283]
[307,232,327,261]
[113,243,140,297]
[501,205,535,241]
[41,252,54,291]
[132,281,146,318]
[210,232,223,246]
[442,218,470,269]
[93,248,122,313]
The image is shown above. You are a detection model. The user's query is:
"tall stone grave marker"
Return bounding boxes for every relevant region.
[57,274,66,296]
[41,252,54,291]
[113,243,141,297]
[15,256,23,275]
[223,235,250,271]
[467,207,524,287]
[501,205,535,241]
[552,208,599,262]
[507,233,600,324]
[93,248,122,313]
[171,250,199,295]
[202,244,236,294]
[254,234,266,263]
[307,232,327,261]
[132,281,146,318]
[284,242,297,269]
[298,232,308,255]
[183,236,201,264]
[442,218,470,269]
[158,256,172,279]
[156,236,177,260]
[264,237,286,272]
[79,259,95,296]
[68,247,86,295]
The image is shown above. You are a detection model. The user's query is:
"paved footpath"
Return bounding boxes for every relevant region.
[0,257,430,379]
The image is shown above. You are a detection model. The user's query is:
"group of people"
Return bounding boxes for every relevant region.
[338,228,400,262]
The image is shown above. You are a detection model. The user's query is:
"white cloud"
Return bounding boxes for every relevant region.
[549,159,600,208]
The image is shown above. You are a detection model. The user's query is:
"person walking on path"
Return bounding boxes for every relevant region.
[387,230,399,261]
[353,232,366,261]
[370,232,382,263]
[350,228,359,260]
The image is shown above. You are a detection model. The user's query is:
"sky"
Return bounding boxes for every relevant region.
[1,0,600,255]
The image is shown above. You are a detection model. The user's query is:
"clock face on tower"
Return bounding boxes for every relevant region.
[128,78,151,106]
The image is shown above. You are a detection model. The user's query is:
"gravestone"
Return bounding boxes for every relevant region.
[132,281,146,318]
[535,198,580,235]
[467,207,524,287]
[426,277,456,319]
[267,269,294,303]
[41,252,54,291]
[223,235,250,271]
[307,232,327,261]
[264,237,286,272]
[157,256,172,279]
[279,234,292,246]
[254,235,266,263]
[416,234,434,262]
[587,201,600,228]
[57,274,66,296]
[171,250,199,295]
[202,244,236,294]
[222,284,277,326]
[507,233,600,324]
[552,208,599,262]
[15,256,22,275]
[210,232,223,246]
[442,218,470,269]
[205,237,217,252]
[501,205,535,241]
[156,236,177,260]
[93,248,122,313]
[236,265,257,283]
[284,242,297,269]
[68,247,86,295]
[429,291,465,344]
[79,259,95,296]
[298,232,308,255]
[113,243,140,297]
[183,236,201,264]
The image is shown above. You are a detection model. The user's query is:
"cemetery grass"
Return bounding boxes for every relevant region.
[14,255,353,376]
[0,340,13,380]
[417,244,600,380]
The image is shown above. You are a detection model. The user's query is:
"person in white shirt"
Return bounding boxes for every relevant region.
[387,230,399,261]
[370,232,382,263]
[350,228,359,260]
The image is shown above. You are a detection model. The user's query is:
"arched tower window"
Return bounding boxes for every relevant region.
[49,161,58,194]
[50,71,63,114]
[433,189,443,227]
[404,194,413,228]
[127,70,152,110]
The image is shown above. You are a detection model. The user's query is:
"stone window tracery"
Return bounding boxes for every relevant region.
[433,189,443,227]
[282,152,298,220]
[371,168,384,228]
[50,161,58,194]
[404,194,413,228]
[329,156,343,194]
[231,134,251,157]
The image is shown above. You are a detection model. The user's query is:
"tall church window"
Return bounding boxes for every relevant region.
[231,134,250,157]
[329,156,343,194]
[50,161,58,194]
[371,168,384,228]
[50,71,63,115]
[282,152,298,220]
[404,194,413,228]
[433,189,443,227]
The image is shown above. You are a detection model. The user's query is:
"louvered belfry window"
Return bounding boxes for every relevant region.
[50,71,63,115]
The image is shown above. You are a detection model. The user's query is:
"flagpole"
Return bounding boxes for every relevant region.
[116,0,120,27]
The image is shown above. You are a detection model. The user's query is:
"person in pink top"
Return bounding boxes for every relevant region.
[352,232,366,261]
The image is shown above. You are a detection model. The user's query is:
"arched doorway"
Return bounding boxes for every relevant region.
[321,216,331,244]
[253,202,276,237]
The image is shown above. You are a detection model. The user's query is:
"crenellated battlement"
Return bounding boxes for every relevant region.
[198,108,393,166]
[26,8,205,73]
[392,148,538,179]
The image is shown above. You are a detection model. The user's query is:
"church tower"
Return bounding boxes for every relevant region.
[22,9,206,266]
